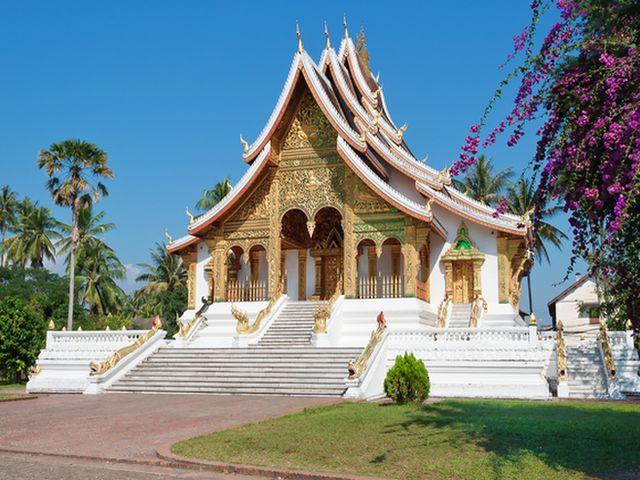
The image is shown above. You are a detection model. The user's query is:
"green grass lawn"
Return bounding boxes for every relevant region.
[172,399,640,480]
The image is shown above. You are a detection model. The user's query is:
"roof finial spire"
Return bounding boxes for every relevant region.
[343,14,349,39]
[240,134,249,153]
[324,21,331,49]
[296,20,303,53]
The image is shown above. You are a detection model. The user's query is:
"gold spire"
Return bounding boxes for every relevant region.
[185,207,194,224]
[48,320,55,330]
[296,20,303,52]
[165,229,173,245]
[343,14,349,38]
[324,21,331,49]
[239,134,249,153]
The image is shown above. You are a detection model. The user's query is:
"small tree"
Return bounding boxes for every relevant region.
[384,352,430,404]
[0,296,46,383]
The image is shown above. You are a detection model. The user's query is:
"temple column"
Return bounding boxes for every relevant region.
[472,259,484,297]
[444,260,454,299]
[298,249,306,300]
[187,261,196,309]
[207,237,227,302]
[312,256,322,299]
[204,260,214,302]
[342,171,357,298]
[402,223,419,297]
[497,236,509,303]
[267,171,281,298]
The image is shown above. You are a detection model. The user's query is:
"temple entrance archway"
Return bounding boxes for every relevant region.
[281,209,312,300]
[441,223,485,304]
[310,207,343,300]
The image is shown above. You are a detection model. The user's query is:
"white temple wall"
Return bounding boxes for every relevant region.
[257,250,268,284]
[357,247,369,278]
[237,255,250,283]
[430,204,509,312]
[378,244,404,278]
[284,249,299,300]
[195,241,210,310]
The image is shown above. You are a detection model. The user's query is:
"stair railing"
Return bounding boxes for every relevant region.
[313,279,343,334]
[90,317,163,376]
[469,294,488,328]
[348,314,387,379]
[599,319,617,379]
[233,282,284,335]
[556,320,568,381]
[437,295,451,328]
[177,297,211,339]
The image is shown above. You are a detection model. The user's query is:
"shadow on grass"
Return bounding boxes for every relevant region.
[385,399,640,479]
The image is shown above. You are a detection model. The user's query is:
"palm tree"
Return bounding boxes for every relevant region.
[196,178,231,213]
[453,154,513,206]
[136,242,186,295]
[57,207,115,268]
[507,177,568,263]
[0,186,18,266]
[38,139,114,329]
[4,199,61,268]
[75,241,126,315]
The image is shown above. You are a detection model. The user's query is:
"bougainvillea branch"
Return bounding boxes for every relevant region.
[458,0,640,326]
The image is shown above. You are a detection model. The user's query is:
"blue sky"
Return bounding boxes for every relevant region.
[0,1,582,323]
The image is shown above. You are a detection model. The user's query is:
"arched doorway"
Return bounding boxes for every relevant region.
[310,207,343,300]
[441,223,485,304]
[379,237,404,298]
[356,239,377,299]
[281,209,311,300]
[226,245,268,301]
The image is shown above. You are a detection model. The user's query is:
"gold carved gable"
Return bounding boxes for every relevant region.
[282,90,335,150]
[279,165,344,215]
[353,177,393,214]
[227,174,272,223]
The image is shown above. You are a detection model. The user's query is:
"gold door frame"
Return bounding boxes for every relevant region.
[441,223,485,302]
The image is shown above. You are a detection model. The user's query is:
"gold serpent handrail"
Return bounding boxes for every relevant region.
[556,320,567,381]
[89,317,163,376]
[437,295,451,328]
[313,279,343,334]
[177,297,211,338]
[348,314,387,379]
[599,319,617,379]
[469,294,487,328]
[233,283,284,335]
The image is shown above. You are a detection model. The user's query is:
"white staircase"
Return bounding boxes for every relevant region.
[107,347,360,396]
[448,303,471,328]
[108,301,362,396]
[566,343,609,398]
[256,301,323,347]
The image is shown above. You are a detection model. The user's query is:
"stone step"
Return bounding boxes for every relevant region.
[122,375,345,385]
[109,386,346,396]
[127,370,346,379]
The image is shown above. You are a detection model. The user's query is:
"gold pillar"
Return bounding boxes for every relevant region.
[280,253,287,294]
[444,261,454,299]
[342,171,357,298]
[298,249,306,300]
[472,259,484,297]
[204,260,214,302]
[267,171,281,298]
[187,261,196,309]
[208,238,227,302]
[313,256,322,299]
[402,222,419,297]
[497,236,509,303]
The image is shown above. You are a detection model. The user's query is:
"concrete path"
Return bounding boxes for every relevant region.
[0,451,263,479]
[0,393,339,461]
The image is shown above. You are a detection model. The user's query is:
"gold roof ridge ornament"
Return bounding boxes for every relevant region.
[185,207,194,224]
[436,166,452,185]
[239,134,249,153]
[424,197,435,214]
[324,21,331,49]
[343,14,349,38]
[165,229,173,245]
[296,20,303,53]
[396,122,408,141]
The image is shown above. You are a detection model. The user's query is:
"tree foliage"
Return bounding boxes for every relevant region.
[0,296,46,382]
[196,178,231,213]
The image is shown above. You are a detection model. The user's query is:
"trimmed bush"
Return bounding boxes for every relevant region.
[384,352,430,403]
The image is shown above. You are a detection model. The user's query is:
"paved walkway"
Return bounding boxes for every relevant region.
[0,452,263,480]
[0,393,338,461]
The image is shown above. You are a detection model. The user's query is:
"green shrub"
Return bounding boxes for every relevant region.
[0,296,46,382]
[384,352,430,404]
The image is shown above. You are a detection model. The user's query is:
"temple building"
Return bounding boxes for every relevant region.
[167,24,532,322]
[27,22,640,400]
